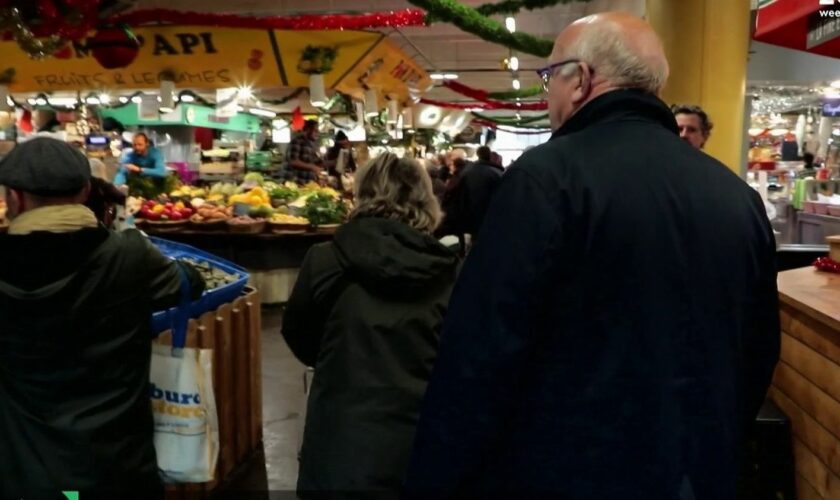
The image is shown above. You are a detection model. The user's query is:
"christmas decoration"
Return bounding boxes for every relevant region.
[489,85,543,100]
[297,46,338,75]
[471,110,548,125]
[0,7,66,58]
[815,256,840,274]
[291,106,305,131]
[473,118,551,134]
[87,25,140,69]
[474,0,581,17]
[420,97,547,111]
[108,8,427,31]
[407,0,553,57]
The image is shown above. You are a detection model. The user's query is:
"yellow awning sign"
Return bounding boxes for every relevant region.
[0,26,429,101]
[335,37,432,104]
[1,26,282,92]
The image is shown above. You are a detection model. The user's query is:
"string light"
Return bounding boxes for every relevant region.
[505,17,516,33]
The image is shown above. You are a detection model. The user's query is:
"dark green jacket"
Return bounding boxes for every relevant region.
[0,226,204,500]
[283,217,458,497]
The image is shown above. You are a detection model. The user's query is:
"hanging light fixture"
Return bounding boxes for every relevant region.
[512,78,521,90]
[0,85,8,111]
[160,79,175,113]
[387,99,399,124]
[509,56,519,72]
[355,101,365,126]
[401,107,414,130]
[364,88,379,117]
[505,17,516,33]
[309,74,328,108]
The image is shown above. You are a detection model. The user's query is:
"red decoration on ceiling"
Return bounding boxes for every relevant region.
[87,26,140,69]
[420,97,547,111]
[291,107,305,131]
[429,80,548,110]
[107,8,428,31]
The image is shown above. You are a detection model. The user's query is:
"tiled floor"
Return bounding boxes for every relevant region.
[260,306,306,491]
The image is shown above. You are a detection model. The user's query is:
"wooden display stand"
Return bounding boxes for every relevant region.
[153,287,263,499]
[770,266,840,500]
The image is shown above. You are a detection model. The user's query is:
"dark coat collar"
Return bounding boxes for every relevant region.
[552,89,679,139]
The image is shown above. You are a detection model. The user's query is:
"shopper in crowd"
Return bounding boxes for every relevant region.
[283,153,458,497]
[284,119,324,184]
[491,151,504,168]
[426,161,447,203]
[405,12,779,500]
[673,104,713,150]
[0,138,205,500]
[85,176,127,228]
[113,131,168,186]
[438,146,504,242]
[325,130,357,177]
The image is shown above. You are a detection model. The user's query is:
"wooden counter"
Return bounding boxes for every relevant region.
[770,267,840,500]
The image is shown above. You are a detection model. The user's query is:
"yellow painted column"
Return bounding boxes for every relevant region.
[646,0,751,173]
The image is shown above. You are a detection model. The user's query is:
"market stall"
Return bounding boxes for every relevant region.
[768,238,840,500]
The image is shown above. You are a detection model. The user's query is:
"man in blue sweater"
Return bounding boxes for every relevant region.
[114,132,167,186]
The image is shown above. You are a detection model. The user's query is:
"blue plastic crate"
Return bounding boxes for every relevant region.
[150,236,249,335]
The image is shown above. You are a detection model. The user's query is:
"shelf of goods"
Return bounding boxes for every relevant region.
[138,179,349,304]
[150,238,262,498]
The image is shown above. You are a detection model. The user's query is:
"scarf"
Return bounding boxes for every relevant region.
[8,204,99,235]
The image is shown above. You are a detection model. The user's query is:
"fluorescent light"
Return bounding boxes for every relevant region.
[99,94,111,104]
[509,56,519,71]
[236,105,245,112]
[49,97,78,106]
[131,95,142,103]
[249,107,277,118]
[86,96,100,105]
[35,97,47,106]
[180,94,195,103]
[119,96,129,103]
[512,79,521,90]
[27,98,36,105]
[365,88,379,117]
[238,85,253,100]
[6,96,13,107]
[444,73,458,80]
[505,17,516,33]
[430,73,445,80]
[831,80,840,89]
[159,107,174,113]
[430,73,458,80]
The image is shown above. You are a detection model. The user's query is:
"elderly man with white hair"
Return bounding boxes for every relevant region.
[405,12,779,500]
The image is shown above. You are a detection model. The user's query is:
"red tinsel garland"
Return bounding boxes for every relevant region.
[420,97,547,111]
[815,256,840,274]
[107,8,428,31]
[440,80,548,110]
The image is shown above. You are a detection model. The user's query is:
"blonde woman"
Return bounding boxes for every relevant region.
[283,153,458,497]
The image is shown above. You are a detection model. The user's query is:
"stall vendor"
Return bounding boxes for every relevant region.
[282,120,323,184]
[114,132,167,186]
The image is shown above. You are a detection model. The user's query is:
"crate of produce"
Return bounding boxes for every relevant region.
[150,237,249,334]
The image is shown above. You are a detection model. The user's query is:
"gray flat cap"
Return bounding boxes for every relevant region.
[0,137,91,195]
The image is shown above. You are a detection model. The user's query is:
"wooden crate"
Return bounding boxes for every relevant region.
[154,287,263,499]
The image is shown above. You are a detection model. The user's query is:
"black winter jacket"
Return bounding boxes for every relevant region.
[0,227,204,500]
[405,90,780,500]
[282,217,458,497]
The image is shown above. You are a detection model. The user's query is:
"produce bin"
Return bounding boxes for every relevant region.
[150,237,249,333]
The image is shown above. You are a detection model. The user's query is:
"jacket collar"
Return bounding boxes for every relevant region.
[552,89,679,139]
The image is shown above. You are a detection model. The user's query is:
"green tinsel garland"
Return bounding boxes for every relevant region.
[408,0,554,57]
[488,85,543,100]
[472,111,549,125]
[476,0,580,16]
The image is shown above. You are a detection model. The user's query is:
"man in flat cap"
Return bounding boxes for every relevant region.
[0,138,205,499]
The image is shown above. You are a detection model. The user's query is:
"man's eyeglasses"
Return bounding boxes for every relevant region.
[535,59,583,92]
